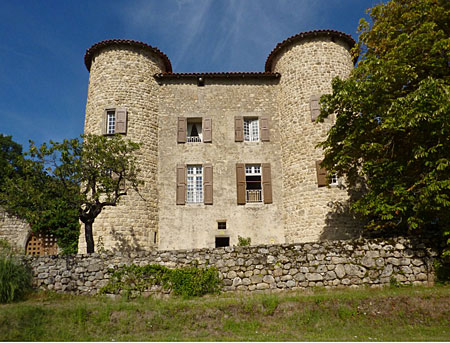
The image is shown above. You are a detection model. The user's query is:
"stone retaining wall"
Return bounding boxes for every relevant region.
[23,237,436,296]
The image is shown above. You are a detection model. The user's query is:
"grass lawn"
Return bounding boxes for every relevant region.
[1,285,449,341]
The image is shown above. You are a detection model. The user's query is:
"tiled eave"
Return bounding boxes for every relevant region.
[265,29,357,72]
[84,39,173,72]
[154,72,281,80]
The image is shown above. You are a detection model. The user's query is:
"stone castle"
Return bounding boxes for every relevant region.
[77,29,361,253]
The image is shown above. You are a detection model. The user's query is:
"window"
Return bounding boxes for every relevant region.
[107,111,115,134]
[102,108,127,135]
[215,236,229,248]
[244,118,259,141]
[330,173,338,186]
[217,221,227,230]
[177,117,212,143]
[245,164,262,202]
[236,163,272,204]
[316,160,338,187]
[186,165,203,203]
[187,118,202,142]
[176,164,213,205]
[310,95,321,122]
[235,116,270,142]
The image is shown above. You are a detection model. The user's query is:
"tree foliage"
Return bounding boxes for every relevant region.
[1,134,142,254]
[1,135,80,254]
[26,134,143,254]
[318,0,450,250]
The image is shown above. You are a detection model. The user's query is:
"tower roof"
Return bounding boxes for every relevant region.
[84,39,172,72]
[265,29,357,72]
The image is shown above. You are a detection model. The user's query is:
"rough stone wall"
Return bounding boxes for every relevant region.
[272,37,360,243]
[157,78,284,250]
[0,208,30,253]
[26,237,435,295]
[80,46,165,253]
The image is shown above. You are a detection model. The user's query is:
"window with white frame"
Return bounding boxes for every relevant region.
[187,118,202,142]
[186,165,203,203]
[330,173,338,186]
[107,110,116,134]
[245,164,262,202]
[243,118,259,142]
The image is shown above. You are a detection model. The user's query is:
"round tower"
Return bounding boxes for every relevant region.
[267,30,359,242]
[79,39,172,252]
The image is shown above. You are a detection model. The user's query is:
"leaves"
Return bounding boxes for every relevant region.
[318,0,450,247]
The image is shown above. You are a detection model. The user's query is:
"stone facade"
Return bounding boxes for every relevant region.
[81,30,360,253]
[0,208,30,252]
[25,238,436,296]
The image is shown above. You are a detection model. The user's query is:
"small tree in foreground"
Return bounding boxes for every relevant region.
[34,134,143,254]
[2,134,143,254]
[318,0,450,252]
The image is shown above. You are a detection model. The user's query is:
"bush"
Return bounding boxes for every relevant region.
[0,241,32,303]
[237,236,251,246]
[100,263,221,299]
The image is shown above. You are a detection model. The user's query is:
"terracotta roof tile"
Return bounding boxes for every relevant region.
[84,39,172,72]
[154,72,280,79]
[265,29,357,72]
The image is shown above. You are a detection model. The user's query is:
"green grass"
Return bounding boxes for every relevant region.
[0,285,449,341]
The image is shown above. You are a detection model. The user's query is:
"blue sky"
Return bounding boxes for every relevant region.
[0,0,381,150]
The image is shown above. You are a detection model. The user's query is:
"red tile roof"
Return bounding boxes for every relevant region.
[265,29,357,72]
[154,72,280,79]
[84,39,172,72]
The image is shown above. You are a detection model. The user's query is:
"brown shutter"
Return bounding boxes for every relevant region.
[116,108,127,134]
[260,116,270,142]
[101,110,107,135]
[310,95,321,122]
[177,117,186,143]
[203,164,213,204]
[235,116,244,142]
[236,163,246,204]
[316,160,328,187]
[176,164,186,204]
[262,163,273,204]
[203,118,212,143]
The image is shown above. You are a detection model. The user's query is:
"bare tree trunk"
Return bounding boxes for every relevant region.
[84,221,95,253]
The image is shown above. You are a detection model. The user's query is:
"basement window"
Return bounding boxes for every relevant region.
[215,236,229,248]
[217,221,227,230]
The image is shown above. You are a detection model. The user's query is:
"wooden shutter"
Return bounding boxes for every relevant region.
[235,116,244,142]
[177,117,186,143]
[203,164,213,204]
[262,163,273,204]
[236,163,246,205]
[260,116,270,142]
[316,160,328,187]
[203,118,212,143]
[176,164,186,204]
[101,110,107,135]
[310,95,321,122]
[116,108,127,134]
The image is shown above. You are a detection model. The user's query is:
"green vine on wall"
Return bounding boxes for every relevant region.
[99,263,221,298]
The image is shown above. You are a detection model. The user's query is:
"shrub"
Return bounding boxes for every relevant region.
[237,236,251,246]
[100,263,221,299]
[0,241,32,303]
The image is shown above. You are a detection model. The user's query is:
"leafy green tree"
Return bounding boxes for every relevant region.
[25,134,143,254]
[1,137,80,254]
[0,134,23,188]
[318,0,450,250]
